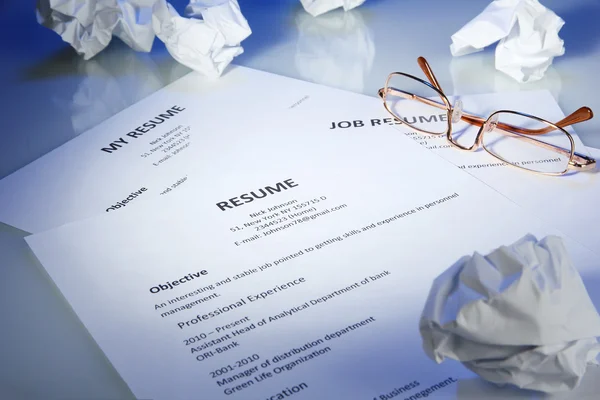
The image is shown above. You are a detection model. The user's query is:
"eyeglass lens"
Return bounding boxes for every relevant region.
[480,112,573,174]
[384,74,449,135]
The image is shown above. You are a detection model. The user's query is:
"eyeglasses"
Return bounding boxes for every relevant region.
[377,57,596,175]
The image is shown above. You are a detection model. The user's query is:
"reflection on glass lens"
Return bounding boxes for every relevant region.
[384,74,449,135]
[482,112,572,174]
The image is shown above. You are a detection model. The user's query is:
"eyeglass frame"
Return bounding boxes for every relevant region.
[377,57,596,176]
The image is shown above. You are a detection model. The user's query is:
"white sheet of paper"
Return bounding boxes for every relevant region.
[320,90,600,252]
[0,63,594,243]
[405,93,600,253]
[0,65,359,233]
[25,113,599,400]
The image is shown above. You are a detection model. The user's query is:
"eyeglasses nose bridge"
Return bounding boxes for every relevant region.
[483,114,499,133]
[451,99,463,123]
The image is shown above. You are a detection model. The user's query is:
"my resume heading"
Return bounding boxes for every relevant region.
[101,105,187,154]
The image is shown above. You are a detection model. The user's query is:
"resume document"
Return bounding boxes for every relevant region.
[26,116,598,400]
[0,65,598,258]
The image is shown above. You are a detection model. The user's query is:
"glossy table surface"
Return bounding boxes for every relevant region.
[1,0,599,398]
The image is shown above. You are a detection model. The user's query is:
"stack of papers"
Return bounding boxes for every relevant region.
[2,65,600,399]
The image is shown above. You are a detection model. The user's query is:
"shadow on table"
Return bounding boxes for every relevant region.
[20,41,187,135]
[294,7,375,92]
[455,367,600,400]
[232,0,305,65]
[0,223,135,400]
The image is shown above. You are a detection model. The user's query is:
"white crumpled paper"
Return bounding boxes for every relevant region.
[300,0,366,17]
[420,234,600,393]
[152,0,251,78]
[36,0,156,60]
[36,0,251,78]
[450,0,565,83]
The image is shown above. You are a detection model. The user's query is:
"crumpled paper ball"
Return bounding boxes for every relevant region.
[36,0,156,60]
[495,0,564,83]
[450,0,565,83]
[300,0,366,17]
[420,234,600,393]
[152,0,251,78]
[36,0,251,78]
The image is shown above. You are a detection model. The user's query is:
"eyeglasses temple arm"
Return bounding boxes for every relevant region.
[417,57,443,92]
[555,107,594,129]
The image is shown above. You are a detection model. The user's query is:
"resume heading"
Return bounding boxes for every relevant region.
[216,179,299,211]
